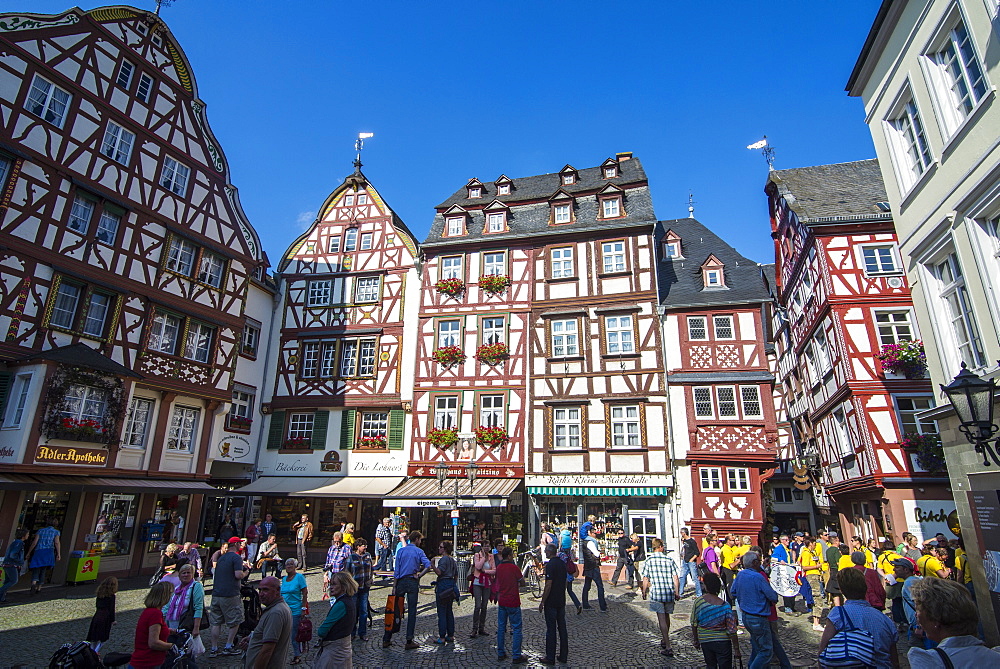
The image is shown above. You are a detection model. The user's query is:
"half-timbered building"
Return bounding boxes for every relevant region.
[0,7,270,582]
[657,217,779,541]
[766,160,948,543]
[244,164,419,562]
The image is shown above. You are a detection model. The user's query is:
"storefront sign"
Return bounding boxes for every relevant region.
[320,451,343,472]
[35,444,108,466]
[384,497,506,509]
[274,460,308,473]
[901,499,959,543]
[525,474,672,487]
[409,464,524,478]
[217,435,251,460]
[967,490,1000,627]
[0,445,17,463]
[352,453,406,475]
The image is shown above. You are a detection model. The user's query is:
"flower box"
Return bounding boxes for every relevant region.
[435,277,465,297]
[901,432,946,474]
[356,435,387,449]
[877,340,927,379]
[282,436,312,449]
[478,274,511,294]
[428,427,459,449]
[474,425,509,449]
[433,345,466,367]
[241,344,257,357]
[228,415,253,431]
[475,342,509,366]
[54,417,106,443]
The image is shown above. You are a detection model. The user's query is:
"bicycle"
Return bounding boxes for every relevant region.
[516,547,543,599]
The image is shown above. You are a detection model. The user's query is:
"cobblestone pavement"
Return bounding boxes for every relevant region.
[1,570,918,668]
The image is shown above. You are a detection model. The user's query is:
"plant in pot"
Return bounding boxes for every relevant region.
[282,436,312,449]
[58,416,105,442]
[432,345,466,367]
[901,432,946,474]
[475,425,509,449]
[356,434,387,449]
[428,427,459,449]
[478,274,511,294]
[877,340,927,378]
[475,342,509,365]
[435,277,465,297]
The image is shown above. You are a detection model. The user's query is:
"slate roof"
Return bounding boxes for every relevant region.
[655,217,772,309]
[424,158,655,247]
[12,343,142,378]
[768,159,889,220]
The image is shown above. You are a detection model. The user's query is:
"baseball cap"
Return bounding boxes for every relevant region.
[851,551,867,565]
[794,532,804,537]
[228,536,242,544]
[891,558,915,570]
[828,531,839,538]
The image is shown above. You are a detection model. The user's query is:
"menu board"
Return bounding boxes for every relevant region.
[967,490,1000,627]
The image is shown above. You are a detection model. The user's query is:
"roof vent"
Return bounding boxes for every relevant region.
[875,201,891,212]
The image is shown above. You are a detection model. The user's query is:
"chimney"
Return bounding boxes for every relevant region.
[616,152,633,161]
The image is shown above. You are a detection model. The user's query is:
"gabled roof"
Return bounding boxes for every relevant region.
[13,343,142,378]
[656,217,772,309]
[767,159,889,221]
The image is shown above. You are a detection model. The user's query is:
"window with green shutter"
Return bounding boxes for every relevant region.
[311,410,329,449]
[266,410,285,449]
[340,408,356,449]
[388,409,405,450]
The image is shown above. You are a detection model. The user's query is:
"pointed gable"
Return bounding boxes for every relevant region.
[601,157,620,179]
[495,174,514,196]
[559,164,578,185]
[701,254,727,289]
[466,178,484,199]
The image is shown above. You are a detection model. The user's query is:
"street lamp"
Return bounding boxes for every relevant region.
[941,363,1000,466]
[436,433,478,547]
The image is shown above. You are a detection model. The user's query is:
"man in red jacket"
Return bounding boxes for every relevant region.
[851,551,885,610]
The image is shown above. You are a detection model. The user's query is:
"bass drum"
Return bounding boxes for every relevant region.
[770,563,801,597]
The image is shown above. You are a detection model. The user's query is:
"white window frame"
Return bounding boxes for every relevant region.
[815,330,833,376]
[483,251,505,277]
[360,411,387,440]
[553,407,581,449]
[136,73,154,103]
[344,228,358,252]
[343,194,355,207]
[346,338,376,377]
[197,251,225,288]
[68,195,95,234]
[740,385,763,418]
[308,279,332,307]
[2,373,32,429]
[705,269,723,287]
[354,276,380,303]
[602,241,626,273]
[894,395,938,436]
[727,467,751,492]
[242,323,260,355]
[121,396,154,449]
[497,183,510,195]
[480,394,505,428]
[482,316,505,345]
[860,244,900,275]
[831,408,853,458]
[149,311,181,355]
[486,212,506,233]
[166,237,196,276]
[434,395,459,429]
[664,241,681,258]
[95,209,121,245]
[100,121,135,164]
[360,232,373,250]
[883,89,933,193]
[446,217,464,236]
[287,412,314,440]
[50,281,82,329]
[926,247,986,369]
[602,197,621,219]
[300,342,319,378]
[604,166,618,178]
[551,319,579,357]
[874,309,915,345]
[469,187,481,198]
[26,74,70,128]
[160,156,190,196]
[62,383,107,425]
[605,315,634,354]
[554,203,571,224]
[184,320,214,363]
[551,247,574,278]
[922,13,989,139]
[231,389,253,421]
[357,193,368,205]
[713,315,734,340]
[562,173,575,185]
[700,467,722,492]
[716,386,738,418]
[438,319,462,348]
[687,316,708,341]
[328,235,341,253]
[441,255,463,280]
[609,404,640,447]
[116,60,134,88]
[81,291,112,338]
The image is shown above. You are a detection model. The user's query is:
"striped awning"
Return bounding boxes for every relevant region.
[527,486,669,496]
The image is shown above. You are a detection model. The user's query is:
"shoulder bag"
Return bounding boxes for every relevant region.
[817,606,876,668]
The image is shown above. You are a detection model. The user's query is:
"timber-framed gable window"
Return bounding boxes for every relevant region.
[603,314,635,354]
[479,394,505,428]
[687,316,708,341]
[164,235,228,289]
[228,386,255,433]
[166,405,200,453]
[147,309,216,364]
[550,318,580,357]
[601,240,627,273]
[360,232,373,250]
[860,243,901,276]
[922,10,989,139]
[552,405,583,449]
[437,319,462,348]
[608,404,641,448]
[440,255,464,280]
[121,396,154,449]
[136,73,154,103]
[328,235,342,253]
[482,251,506,277]
[307,277,347,307]
[299,337,377,379]
[116,60,135,89]
[874,309,915,345]
[66,192,125,246]
[26,74,70,128]
[100,120,136,165]
[481,315,506,346]
[550,246,574,279]
[159,156,191,196]
[44,275,120,341]
[434,395,459,429]
[343,228,359,252]
[713,314,734,339]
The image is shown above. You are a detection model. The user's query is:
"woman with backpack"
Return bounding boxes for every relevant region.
[557,530,583,615]
[818,567,898,668]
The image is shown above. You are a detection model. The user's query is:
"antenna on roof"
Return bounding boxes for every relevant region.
[747,136,776,170]
[687,192,696,218]
[154,0,174,15]
[354,132,374,169]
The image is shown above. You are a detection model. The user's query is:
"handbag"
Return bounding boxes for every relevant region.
[817,606,876,667]
[295,616,313,643]
[177,588,197,631]
[565,557,579,577]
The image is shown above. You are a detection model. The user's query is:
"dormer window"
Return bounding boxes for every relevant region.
[498,184,510,195]
[466,178,484,199]
[562,175,575,185]
[663,231,682,259]
[446,216,465,237]
[705,269,722,286]
[559,165,578,186]
[701,254,727,289]
[554,204,571,224]
[469,187,481,198]
[604,166,618,178]
[486,212,506,233]
[602,197,621,218]
[548,190,574,225]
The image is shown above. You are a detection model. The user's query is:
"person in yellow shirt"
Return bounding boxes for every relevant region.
[837,546,854,572]
[701,523,714,551]
[719,534,740,597]
[798,539,825,631]
[343,522,356,547]
[849,536,875,569]
[736,535,752,560]
[917,548,950,579]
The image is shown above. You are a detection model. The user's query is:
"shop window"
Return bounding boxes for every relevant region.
[17,491,71,537]
[93,493,137,556]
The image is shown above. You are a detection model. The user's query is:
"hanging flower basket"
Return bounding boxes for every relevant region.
[475,342,509,365]
[356,434,387,449]
[428,428,459,449]
[435,278,465,297]
[475,425,509,449]
[433,345,466,367]
[901,432,946,474]
[877,340,927,378]
[478,274,511,294]
[282,436,312,449]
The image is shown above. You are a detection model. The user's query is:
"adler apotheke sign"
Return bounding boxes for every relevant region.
[35,444,108,466]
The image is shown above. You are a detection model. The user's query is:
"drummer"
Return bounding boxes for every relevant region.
[770,534,799,614]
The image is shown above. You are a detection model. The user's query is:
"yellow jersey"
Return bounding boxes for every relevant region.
[917,554,946,578]
[838,554,855,571]
[956,554,972,584]
[876,551,903,575]
[720,544,739,570]
[799,547,821,573]
[736,544,751,559]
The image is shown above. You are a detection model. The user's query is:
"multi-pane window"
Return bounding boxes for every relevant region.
[740,386,763,418]
[308,280,331,306]
[875,310,914,345]
[184,321,214,363]
[121,397,154,448]
[100,121,135,164]
[49,281,82,329]
[136,73,154,102]
[831,409,853,457]
[339,338,377,377]
[287,412,314,440]
[360,233,373,250]
[63,384,107,424]
[160,156,190,195]
[610,405,640,447]
[480,395,504,428]
[861,245,898,274]
[360,411,388,440]
[343,194,355,207]
[927,20,988,135]
[2,373,32,429]
[300,342,319,378]
[231,390,253,421]
[357,193,368,205]
[197,251,225,288]
[700,467,722,491]
[344,228,358,252]
[149,312,181,355]
[82,292,112,338]
[602,241,626,273]
[441,256,463,280]
[468,187,481,198]
[717,387,737,417]
[713,315,734,339]
[562,173,575,185]
[354,276,380,302]
[48,279,116,339]
[498,183,510,195]
[694,387,713,417]
[815,330,832,376]
[553,407,581,449]
[602,197,621,218]
[329,236,341,253]
[887,98,932,190]
[116,61,134,88]
[166,237,197,275]
[486,212,505,232]
[705,269,723,287]
[932,250,985,368]
[687,316,708,340]
[551,247,574,278]
[95,210,121,245]
[26,75,70,127]
[554,204,571,224]
[664,241,681,258]
[727,467,751,492]
[321,341,338,377]
[438,320,461,348]
[482,316,505,345]
[551,319,578,356]
[773,487,793,504]
[434,396,458,429]
[605,315,634,354]
[604,166,618,178]
[242,323,261,356]
[896,396,937,435]
[446,217,464,236]
[68,195,95,233]
[483,251,505,276]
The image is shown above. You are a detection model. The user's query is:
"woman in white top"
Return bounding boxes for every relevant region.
[908,577,1000,668]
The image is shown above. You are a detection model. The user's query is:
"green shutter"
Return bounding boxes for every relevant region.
[311,410,329,449]
[340,408,356,449]
[0,372,11,419]
[388,409,405,450]
[266,410,285,449]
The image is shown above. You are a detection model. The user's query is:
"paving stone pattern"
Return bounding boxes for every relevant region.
[1,569,916,668]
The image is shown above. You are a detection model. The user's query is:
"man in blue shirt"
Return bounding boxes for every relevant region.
[382,530,431,650]
[731,552,779,669]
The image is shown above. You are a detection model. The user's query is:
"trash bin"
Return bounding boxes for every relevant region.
[66,554,101,585]
[456,557,471,585]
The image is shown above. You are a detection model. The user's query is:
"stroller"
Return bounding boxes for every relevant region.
[239,584,262,638]
[102,630,196,669]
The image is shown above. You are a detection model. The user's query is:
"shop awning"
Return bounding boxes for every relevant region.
[527,486,670,496]
[0,473,218,492]
[383,477,520,508]
[234,476,403,498]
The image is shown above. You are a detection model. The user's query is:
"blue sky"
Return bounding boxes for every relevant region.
[11,1,882,265]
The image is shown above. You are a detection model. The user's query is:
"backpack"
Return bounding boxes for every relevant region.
[817,606,877,668]
[48,641,101,669]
